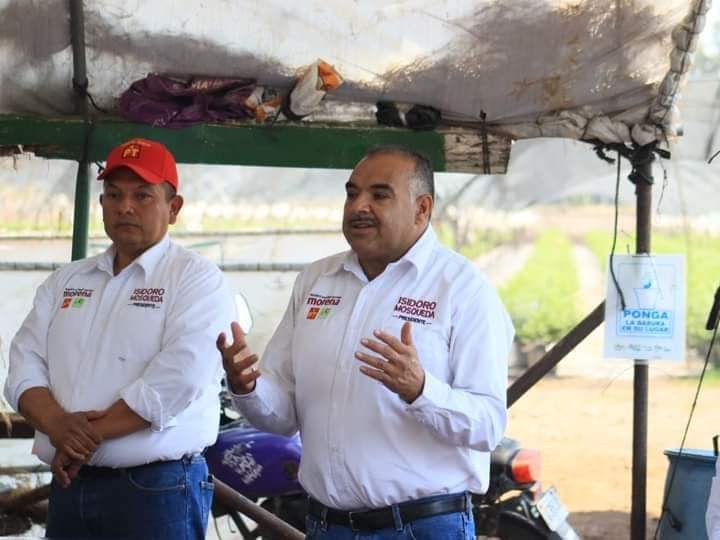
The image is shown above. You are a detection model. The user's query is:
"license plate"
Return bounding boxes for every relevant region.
[536,486,569,531]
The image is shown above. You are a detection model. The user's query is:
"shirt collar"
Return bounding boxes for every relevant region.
[95,234,171,276]
[325,224,438,281]
[396,224,437,274]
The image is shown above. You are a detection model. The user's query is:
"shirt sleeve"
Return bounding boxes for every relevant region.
[3,273,58,412]
[406,279,513,452]
[708,458,720,540]
[230,276,300,437]
[120,259,235,431]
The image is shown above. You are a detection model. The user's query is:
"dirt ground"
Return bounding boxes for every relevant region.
[506,374,719,540]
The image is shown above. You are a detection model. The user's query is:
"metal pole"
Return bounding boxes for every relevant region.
[631,150,654,540]
[508,302,605,407]
[213,479,305,540]
[69,0,90,261]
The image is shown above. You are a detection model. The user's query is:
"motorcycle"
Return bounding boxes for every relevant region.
[206,393,580,540]
[206,394,307,539]
[474,437,580,539]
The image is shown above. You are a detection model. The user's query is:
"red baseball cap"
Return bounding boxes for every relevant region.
[97,138,179,190]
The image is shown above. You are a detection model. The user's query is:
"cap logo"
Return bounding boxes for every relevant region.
[121,144,142,159]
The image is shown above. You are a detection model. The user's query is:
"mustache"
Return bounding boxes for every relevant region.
[346,215,378,226]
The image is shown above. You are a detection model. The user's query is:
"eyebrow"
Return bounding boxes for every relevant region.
[105,180,153,191]
[344,181,394,192]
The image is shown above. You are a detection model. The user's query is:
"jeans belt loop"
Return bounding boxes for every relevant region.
[392,504,404,532]
[320,506,328,529]
[347,510,357,532]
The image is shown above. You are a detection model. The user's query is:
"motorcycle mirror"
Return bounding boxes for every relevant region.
[234,293,254,335]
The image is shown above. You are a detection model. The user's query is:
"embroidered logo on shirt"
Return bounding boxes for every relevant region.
[305,293,340,320]
[128,288,165,309]
[63,288,93,298]
[61,288,93,309]
[306,293,341,306]
[392,296,437,325]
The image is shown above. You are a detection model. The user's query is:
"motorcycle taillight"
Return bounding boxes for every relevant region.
[510,448,541,484]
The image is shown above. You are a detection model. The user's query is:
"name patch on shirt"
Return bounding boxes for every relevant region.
[128,288,165,310]
[392,296,437,325]
[61,288,93,309]
[305,293,340,320]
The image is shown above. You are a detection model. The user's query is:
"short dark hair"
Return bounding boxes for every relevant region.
[160,182,177,201]
[364,145,434,199]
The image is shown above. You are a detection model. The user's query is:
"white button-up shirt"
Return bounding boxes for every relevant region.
[4,235,234,467]
[233,226,514,510]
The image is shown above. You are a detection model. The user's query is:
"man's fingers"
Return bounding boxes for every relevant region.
[372,329,410,354]
[222,345,248,371]
[67,461,82,481]
[71,432,97,454]
[229,352,258,374]
[62,443,87,461]
[360,339,399,363]
[84,409,106,421]
[219,322,250,364]
[69,422,100,449]
[85,425,103,445]
[239,368,261,385]
[359,366,392,385]
[230,321,246,347]
[228,366,260,394]
[232,346,253,364]
[355,351,390,372]
[216,332,227,351]
[400,321,414,347]
[51,460,71,488]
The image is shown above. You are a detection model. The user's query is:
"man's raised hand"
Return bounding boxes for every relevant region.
[217,321,260,394]
[355,321,426,403]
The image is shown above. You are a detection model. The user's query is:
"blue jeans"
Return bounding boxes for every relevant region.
[46,455,214,539]
[304,493,475,540]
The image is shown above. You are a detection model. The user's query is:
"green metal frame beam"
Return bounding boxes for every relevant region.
[0,114,447,170]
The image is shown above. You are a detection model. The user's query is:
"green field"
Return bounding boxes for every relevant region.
[500,230,580,345]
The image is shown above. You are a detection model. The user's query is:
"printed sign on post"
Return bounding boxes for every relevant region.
[604,254,685,361]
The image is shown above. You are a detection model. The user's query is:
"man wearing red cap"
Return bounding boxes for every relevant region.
[4,138,234,539]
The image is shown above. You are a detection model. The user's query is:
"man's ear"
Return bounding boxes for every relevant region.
[169,194,184,225]
[415,194,433,224]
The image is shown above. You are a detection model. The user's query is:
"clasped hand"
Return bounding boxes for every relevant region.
[48,410,105,488]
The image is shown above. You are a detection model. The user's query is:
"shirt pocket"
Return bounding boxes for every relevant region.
[381,315,450,382]
[111,305,165,365]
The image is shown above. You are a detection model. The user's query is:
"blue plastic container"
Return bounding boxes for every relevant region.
[658,448,717,540]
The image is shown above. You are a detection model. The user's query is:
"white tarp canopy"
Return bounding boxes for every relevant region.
[0,0,712,145]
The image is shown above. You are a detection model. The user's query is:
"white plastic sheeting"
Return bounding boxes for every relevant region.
[0,0,712,144]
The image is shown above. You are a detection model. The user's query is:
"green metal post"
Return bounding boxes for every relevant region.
[70,162,91,260]
[69,0,90,261]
